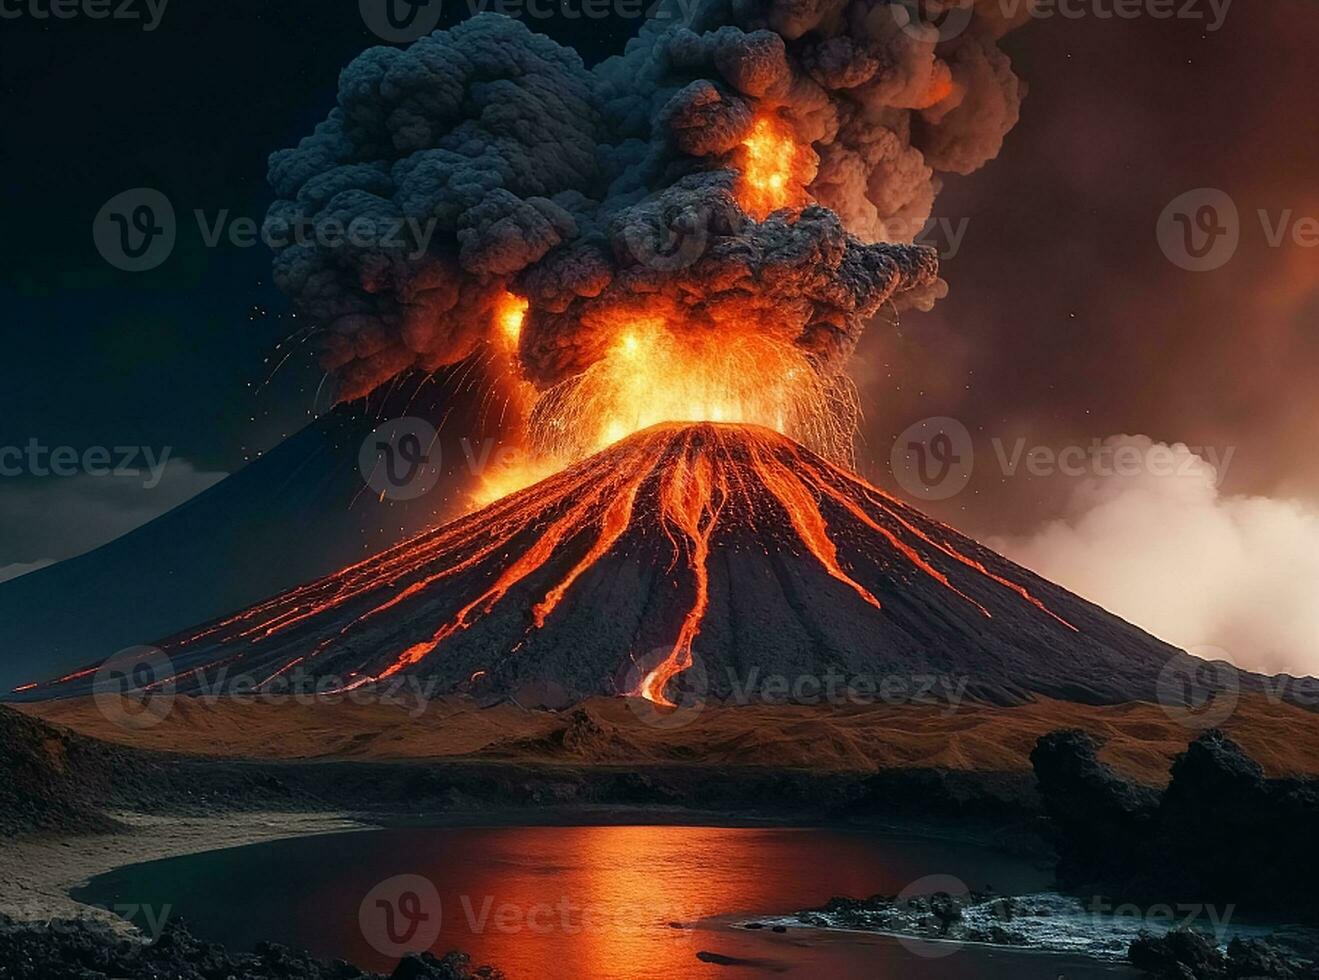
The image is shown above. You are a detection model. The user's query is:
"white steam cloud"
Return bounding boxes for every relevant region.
[990,435,1319,677]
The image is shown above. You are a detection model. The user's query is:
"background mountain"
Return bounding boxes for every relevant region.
[0,386,487,692]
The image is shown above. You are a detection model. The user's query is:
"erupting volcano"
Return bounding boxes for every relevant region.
[5,5,1194,708]
[19,423,1181,707]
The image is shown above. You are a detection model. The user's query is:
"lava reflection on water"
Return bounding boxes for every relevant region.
[69,824,1137,980]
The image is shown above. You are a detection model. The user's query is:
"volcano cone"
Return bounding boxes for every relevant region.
[21,424,1183,706]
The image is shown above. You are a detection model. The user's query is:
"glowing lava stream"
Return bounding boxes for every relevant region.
[15,424,1079,705]
[636,444,728,704]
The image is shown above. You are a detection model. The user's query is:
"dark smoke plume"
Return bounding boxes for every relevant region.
[266,2,1025,401]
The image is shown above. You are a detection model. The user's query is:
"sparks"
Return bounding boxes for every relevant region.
[528,316,855,463]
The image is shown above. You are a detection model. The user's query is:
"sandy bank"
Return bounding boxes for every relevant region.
[0,811,365,928]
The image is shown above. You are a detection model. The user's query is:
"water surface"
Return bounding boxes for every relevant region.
[75,824,1137,979]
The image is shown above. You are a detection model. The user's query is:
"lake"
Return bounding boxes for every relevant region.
[74,824,1138,978]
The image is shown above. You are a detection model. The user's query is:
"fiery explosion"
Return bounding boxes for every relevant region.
[267,5,1021,433]
[252,3,1030,524]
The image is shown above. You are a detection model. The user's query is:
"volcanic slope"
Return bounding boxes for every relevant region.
[16,424,1185,706]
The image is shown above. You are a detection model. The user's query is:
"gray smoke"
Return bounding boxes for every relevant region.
[266,2,1025,401]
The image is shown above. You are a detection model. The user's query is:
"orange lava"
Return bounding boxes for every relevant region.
[468,291,562,508]
[746,440,881,611]
[493,290,528,350]
[736,114,811,220]
[469,451,562,510]
[636,446,728,705]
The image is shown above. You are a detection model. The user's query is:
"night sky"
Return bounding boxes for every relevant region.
[1,1,1316,578]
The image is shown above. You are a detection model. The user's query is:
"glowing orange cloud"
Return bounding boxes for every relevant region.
[494,290,529,350]
[736,114,811,220]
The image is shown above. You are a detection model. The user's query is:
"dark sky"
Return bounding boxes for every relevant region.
[1,0,1316,569]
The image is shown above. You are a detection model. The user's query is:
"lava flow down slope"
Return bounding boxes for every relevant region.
[17,423,1184,707]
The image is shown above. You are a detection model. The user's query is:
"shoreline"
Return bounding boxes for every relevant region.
[0,810,367,930]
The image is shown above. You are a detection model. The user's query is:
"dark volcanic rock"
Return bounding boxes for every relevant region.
[1224,937,1303,979]
[1128,928,1308,979]
[1033,729,1319,922]
[0,704,319,836]
[0,916,502,980]
[1,692,1043,841]
[797,890,1029,947]
[0,704,127,835]
[1129,928,1225,979]
[1030,729,1159,882]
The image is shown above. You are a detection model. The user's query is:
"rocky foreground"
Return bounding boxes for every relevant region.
[0,916,501,980]
[785,889,1314,979]
[1129,928,1308,980]
[1032,728,1319,921]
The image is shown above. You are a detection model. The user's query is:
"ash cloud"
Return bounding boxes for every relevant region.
[267,2,1026,401]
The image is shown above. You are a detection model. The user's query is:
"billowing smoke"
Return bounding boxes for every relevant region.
[990,436,1319,677]
[266,2,1025,427]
